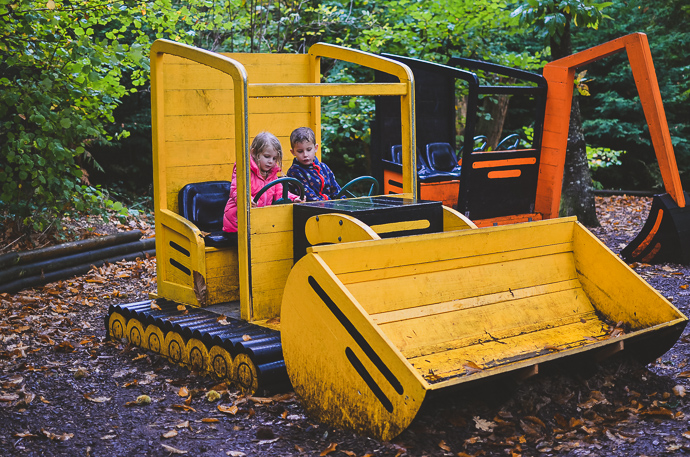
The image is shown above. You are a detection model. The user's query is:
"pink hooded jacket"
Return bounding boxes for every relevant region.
[223,158,300,232]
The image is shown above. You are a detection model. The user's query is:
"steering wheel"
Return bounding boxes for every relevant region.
[473,135,488,152]
[335,176,379,199]
[496,133,521,151]
[253,177,305,205]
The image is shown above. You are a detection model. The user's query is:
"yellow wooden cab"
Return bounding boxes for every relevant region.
[129,37,687,441]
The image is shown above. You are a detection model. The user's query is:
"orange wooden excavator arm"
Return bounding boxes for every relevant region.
[536,32,685,219]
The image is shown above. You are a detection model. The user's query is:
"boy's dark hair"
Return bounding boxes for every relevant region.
[290,127,316,148]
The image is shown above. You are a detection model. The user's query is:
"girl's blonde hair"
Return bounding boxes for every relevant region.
[250,131,283,165]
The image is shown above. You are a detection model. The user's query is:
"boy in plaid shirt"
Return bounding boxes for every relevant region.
[287,127,341,201]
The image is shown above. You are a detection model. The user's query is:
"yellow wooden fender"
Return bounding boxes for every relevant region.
[108,313,127,340]
[209,346,235,380]
[126,319,146,349]
[281,217,687,440]
[144,324,165,355]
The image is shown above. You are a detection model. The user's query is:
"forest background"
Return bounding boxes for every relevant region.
[1,0,688,243]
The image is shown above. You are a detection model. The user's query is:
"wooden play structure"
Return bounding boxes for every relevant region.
[106,34,687,441]
[374,33,690,264]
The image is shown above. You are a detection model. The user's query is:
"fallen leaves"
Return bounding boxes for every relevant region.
[41,428,74,441]
[161,444,187,454]
[320,442,337,456]
[218,404,239,415]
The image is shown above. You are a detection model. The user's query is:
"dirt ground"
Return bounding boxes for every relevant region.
[2,196,690,457]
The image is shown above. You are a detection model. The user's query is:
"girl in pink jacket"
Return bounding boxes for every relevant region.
[223,132,302,232]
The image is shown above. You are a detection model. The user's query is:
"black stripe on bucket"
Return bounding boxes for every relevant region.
[346,347,393,413]
[308,276,404,395]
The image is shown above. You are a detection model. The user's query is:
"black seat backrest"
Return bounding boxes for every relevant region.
[390,145,403,164]
[178,181,232,233]
[426,142,459,172]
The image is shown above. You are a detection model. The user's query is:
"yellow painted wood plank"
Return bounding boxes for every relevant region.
[164,89,311,116]
[336,242,573,285]
[313,218,576,276]
[408,315,611,386]
[371,278,582,325]
[250,205,294,235]
[165,139,237,168]
[162,53,310,90]
[347,251,577,316]
[572,223,686,328]
[164,114,236,142]
[378,287,595,356]
[208,279,240,303]
[249,231,294,262]
[221,53,312,83]
[162,59,236,90]
[205,248,239,279]
[281,252,427,440]
[248,83,407,98]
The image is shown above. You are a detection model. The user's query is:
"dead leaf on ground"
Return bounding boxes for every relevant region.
[218,404,239,415]
[226,452,246,457]
[201,418,219,423]
[320,443,337,456]
[172,404,196,412]
[41,428,74,441]
[178,386,189,397]
[438,440,451,451]
[162,430,178,439]
[474,416,496,432]
[161,444,188,454]
[84,393,111,403]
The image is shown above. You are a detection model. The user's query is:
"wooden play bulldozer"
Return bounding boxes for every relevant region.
[107,33,687,441]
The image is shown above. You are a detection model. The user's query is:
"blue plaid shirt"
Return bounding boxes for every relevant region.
[287,157,341,201]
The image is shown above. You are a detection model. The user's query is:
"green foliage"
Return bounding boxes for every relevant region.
[511,0,612,45]
[0,0,153,235]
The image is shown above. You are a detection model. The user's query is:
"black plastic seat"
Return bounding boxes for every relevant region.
[178,181,238,248]
[425,142,462,178]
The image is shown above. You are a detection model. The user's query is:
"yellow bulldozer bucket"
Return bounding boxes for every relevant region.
[281,217,687,440]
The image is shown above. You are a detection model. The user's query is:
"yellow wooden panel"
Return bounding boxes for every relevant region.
[248,83,407,98]
[160,230,195,286]
[166,139,237,168]
[252,286,286,321]
[281,253,427,440]
[336,242,572,285]
[165,114,235,142]
[379,287,594,356]
[162,58,237,90]
[208,278,239,304]
[572,223,685,328]
[250,231,294,262]
[408,315,611,387]
[347,252,577,316]
[205,248,239,279]
[313,218,576,276]
[222,53,312,84]
[164,89,311,116]
[250,205,294,235]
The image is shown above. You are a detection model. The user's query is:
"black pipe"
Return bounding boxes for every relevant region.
[0,238,155,284]
[0,230,144,269]
[0,249,156,294]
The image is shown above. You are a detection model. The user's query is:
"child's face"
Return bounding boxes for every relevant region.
[254,146,280,175]
[291,140,318,167]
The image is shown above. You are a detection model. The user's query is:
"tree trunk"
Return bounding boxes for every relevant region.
[551,23,599,226]
[559,99,599,226]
